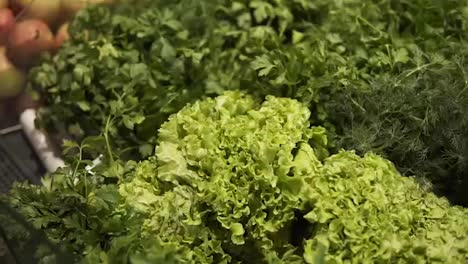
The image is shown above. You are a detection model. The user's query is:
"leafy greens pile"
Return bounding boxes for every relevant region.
[28,0,468,205]
[8,92,468,263]
[6,0,468,262]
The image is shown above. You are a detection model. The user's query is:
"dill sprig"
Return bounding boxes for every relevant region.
[324,55,468,206]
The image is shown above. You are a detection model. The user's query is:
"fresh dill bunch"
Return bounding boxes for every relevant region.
[324,55,468,207]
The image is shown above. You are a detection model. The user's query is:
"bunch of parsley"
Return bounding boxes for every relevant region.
[30,0,224,158]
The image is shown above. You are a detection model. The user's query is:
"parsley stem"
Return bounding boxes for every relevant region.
[104,115,115,165]
[71,146,83,180]
[405,62,436,77]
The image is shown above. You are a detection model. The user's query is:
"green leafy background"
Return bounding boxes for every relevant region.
[5,0,468,262]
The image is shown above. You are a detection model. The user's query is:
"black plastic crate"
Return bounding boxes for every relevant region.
[0,125,44,194]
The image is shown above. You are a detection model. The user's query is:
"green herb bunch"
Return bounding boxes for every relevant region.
[30,0,223,158]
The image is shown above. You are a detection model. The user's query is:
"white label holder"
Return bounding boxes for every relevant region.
[19,109,65,173]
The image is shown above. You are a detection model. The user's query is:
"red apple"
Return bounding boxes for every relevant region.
[0,8,15,45]
[6,19,55,68]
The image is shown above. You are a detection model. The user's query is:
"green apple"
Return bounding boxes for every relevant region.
[0,47,25,98]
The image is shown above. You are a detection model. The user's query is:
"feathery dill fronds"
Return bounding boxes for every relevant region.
[325,55,468,206]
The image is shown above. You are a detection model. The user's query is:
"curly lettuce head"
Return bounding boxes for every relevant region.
[302,151,468,263]
[149,91,328,261]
